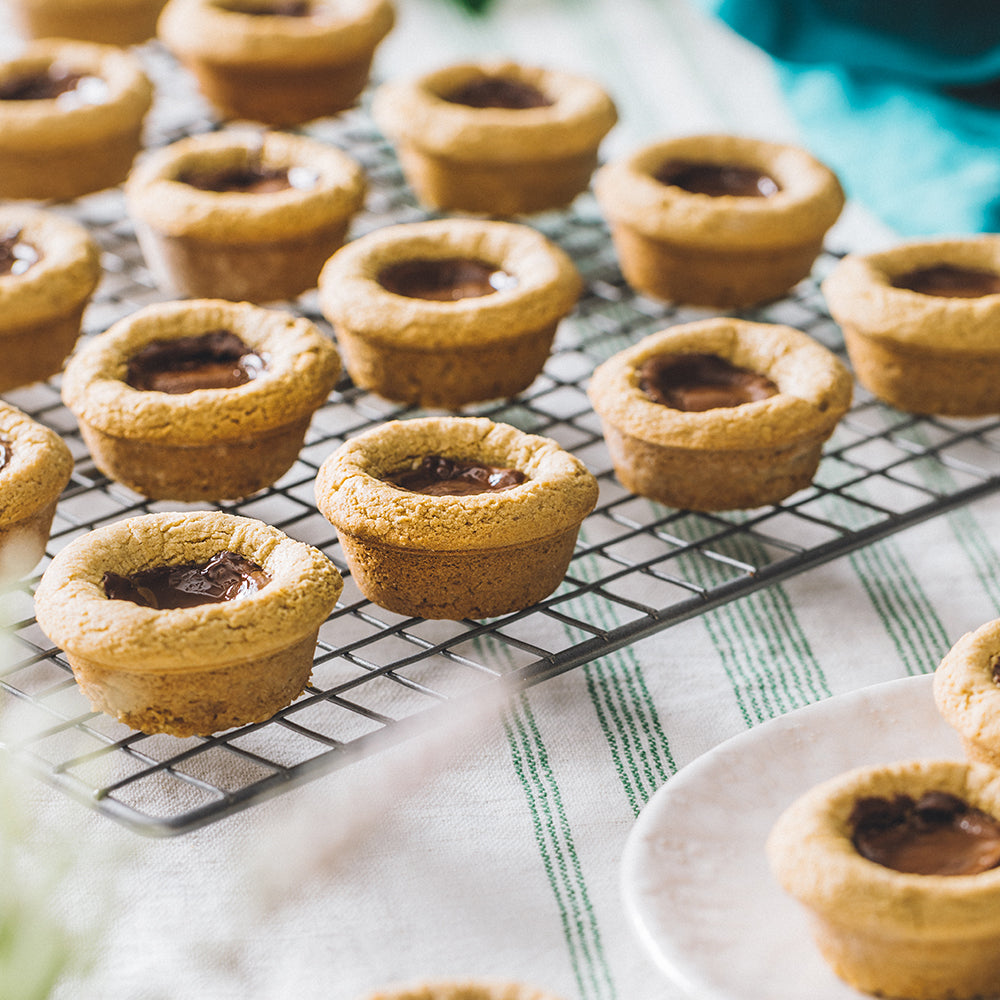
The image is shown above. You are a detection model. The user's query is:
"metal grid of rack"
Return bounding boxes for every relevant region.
[1,46,998,836]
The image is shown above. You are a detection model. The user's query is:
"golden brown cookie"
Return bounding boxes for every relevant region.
[9,0,168,46]
[372,59,617,215]
[33,511,343,737]
[360,982,566,1000]
[61,298,340,501]
[934,618,1000,767]
[315,416,598,619]
[0,401,73,581]
[0,205,101,392]
[318,218,582,408]
[0,38,153,201]
[593,134,844,307]
[823,235,1000,416]
[125,130,366,303]
[158,0,395,126]
[587,318,852,511]
[767,759,1000,1000]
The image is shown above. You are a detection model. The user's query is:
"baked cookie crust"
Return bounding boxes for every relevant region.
[158,0,395,126]
[767,759,1000,1000]
[125,130,366,302]
[34,511,343,736]
[315,416,598,619]
[10,0,168,46]
[594,134,844,307]
[61,298,341,500]
[934,617,1000,767]
[0,204,101,392]
[587,318,852,510]
[823,235,1000,416]
[0,39,153,201]
[318,218,582,407]
[372,59,617,215]
[0,401,73,580]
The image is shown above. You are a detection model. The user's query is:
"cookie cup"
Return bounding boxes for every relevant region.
[0,205,101,391]
[361,982,565,1000]
[767,759,1000,1000]
[823,236,1000,416]
[158,0,395,126]
[317,218,582,408]
[593,134,844,307]
[372,59,617,215]
[588,319,852,511]
[10,0,168,45]
[0,39,153,201]
[33,511,343,737]
[315,416,598,620]
[0,402,73,581]
[125,130,366,303]
[934,618,1000,767]
[61,299,340,501]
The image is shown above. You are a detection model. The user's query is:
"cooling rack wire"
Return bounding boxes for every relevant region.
[1,44,998,835]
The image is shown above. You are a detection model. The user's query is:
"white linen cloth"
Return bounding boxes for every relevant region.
[0,1,997,999]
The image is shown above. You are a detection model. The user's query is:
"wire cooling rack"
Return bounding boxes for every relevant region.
[1,45,999,836]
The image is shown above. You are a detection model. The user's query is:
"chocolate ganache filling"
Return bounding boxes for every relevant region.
[851,791,1000,876]
[638,352,779,412]
[125,330,266,394]
[891,264,1000,298]
[654,159,780,198]
[386,455,526,496]
[0,64,108,107]
[103,551,271,610]
[378,258,517,301]
[0,438,11,473]
[0,229,39,277]
[179,161,317,195]
[226,1,312,15]
[444,76,553,110]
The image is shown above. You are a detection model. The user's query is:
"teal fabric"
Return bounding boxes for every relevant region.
[700,0,1000,236]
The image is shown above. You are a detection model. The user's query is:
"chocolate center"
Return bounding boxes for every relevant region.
[178,163,317,194]
[0,438,11,473]
[0,65,108,107]
[851,791,1000,876]
[125,330,266,394]
[377,258,517,301]
[891,264,1000,298]
[103,551,271,610]
[443,76,553,110]
[0,229,39,277]
[226,1,312,15]
[638,352,779,411]
[386,455,526,496]
[654,159,780,198]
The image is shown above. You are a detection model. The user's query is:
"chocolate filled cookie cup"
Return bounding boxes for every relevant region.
[934,618,1000,768]
[0,38,153,202]
[766,759,1000,1000]
[823,236,1000,416]
[317,218,582,408]
[61,299,340,501]
[588,318,852,511]
[158,0,395,126]
[0,401,73,581]
[593,134,844,307]
[125,130,366,303]
[315,416,598,620]
[372,59,617,216]
[34,511,343,737]
[0,205,101,392]
[10,0,168,46]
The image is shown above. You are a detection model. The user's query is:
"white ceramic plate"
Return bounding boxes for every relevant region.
[621,674,964,1000]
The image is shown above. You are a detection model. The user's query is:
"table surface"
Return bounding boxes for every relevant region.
[1,2,998,999]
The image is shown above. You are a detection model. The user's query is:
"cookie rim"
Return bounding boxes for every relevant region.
[593,133,844,250]
[315,415,599,550]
